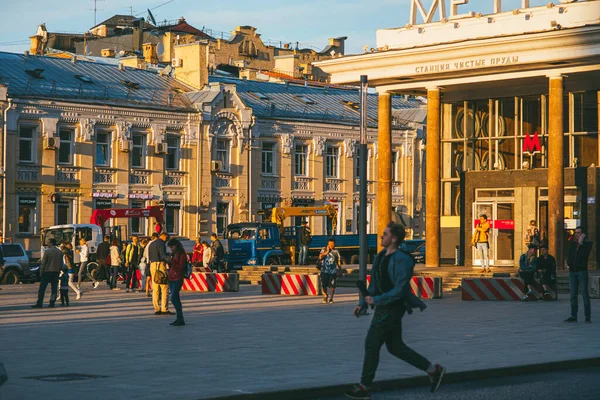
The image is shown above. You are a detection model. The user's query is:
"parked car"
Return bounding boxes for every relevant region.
[411,243,426,264]
[0,243,31,284]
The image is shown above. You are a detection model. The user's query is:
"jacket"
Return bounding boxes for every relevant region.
[567,240,592,272]
[519,253,537,273]
[300,226,312,245]
[62,248,75,270]
[148,239,167,263]
[109,246,121,266]
[168,252,187,281]
[472,221,490,244]
[96,241,111,264]
[211,239,225,261]
[40,246,63,274]
[203,247,212,268]
[126,243,142,265]
[360,248,425,310]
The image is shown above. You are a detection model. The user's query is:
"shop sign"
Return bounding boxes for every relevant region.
[92,192,118,199]
[415,56,520,74]
[166,202,181,208]
[128,193,154,200]
[522,132,541,154]
[473,220,514,230]
[258,195,282,203]
[96,199,113,208]
[564,219,580,230]
[19,197,37,205]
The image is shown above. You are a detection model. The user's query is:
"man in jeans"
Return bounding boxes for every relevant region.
[565,226,593,323]
[298,220,311,265]
[148,232,172,316]
[472,214,491,273]
[210,233,225,272]
[94,235,111,289]
[345,223,445,400]
[318,238,340,304]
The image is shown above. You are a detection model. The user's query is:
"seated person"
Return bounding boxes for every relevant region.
[536,244,556,299]
[258,229,268,240]
[518,244,538,301]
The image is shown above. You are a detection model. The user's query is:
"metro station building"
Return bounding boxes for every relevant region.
[318,0,600,268]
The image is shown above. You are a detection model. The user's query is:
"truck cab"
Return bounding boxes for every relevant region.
[224,223,284,269]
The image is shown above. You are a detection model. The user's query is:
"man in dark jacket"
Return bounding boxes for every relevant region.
[344,223,445,400]
[565,226,592,323]
[298,220,311,265]
[537,244,556,300]
[210,233,225,272]
[94,235,111,289]
[32,238,63,308]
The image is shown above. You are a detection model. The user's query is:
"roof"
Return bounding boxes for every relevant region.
[0,52,194,110]
[91,15,149,30]
[196,76,426,128]
[157,20,213,40]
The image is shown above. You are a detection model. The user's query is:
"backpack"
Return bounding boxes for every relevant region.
[184,254,193,279]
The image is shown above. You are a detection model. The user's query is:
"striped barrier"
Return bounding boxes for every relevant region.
[262,274,283,294]
[183,273,239,292]
[366,275,443,299]
[281,274,321,296]
[461,278,557,301]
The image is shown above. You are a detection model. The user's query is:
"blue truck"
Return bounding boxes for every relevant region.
[224,221,425,268]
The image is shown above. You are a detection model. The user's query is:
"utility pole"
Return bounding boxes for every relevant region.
[90,0,104,26]
[359,75,368,292]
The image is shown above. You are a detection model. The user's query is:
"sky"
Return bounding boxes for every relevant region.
[0,0,553,55]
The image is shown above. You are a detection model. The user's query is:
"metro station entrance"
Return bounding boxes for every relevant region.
[473,189,515,267]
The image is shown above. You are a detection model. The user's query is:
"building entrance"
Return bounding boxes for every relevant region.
[473,190,515,267]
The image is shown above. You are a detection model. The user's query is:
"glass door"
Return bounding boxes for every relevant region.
[472,201,515,266]
[473,202,494,266]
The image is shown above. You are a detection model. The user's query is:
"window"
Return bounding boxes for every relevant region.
[294,144,308,176]
[130,201,145,234]
[55,200,73,225]
[326,146,339,178]
[165,202,181,235]
[216,202,229,236]
[131,133,146,168]
[19,126,36,163]
[391,151,398,181]
[58,128,74,165]
[165,135,180,170]
[216,139,230,171]
[1,244,25,257]
[18,196,37,234]
[96,131,111,166]
[262,142,275,174]
[249,91,270,100]
[294,95,316,105]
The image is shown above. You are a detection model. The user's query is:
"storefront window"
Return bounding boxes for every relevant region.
[165,202,181,235]
[216,202,229,236]
[130,201,145,234]
[18,196,37,234]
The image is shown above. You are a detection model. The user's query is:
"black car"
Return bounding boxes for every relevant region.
[411,243,425,264]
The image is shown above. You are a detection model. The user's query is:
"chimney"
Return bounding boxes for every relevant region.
[132,18,145,53]
[328,36,347,55]
[101,48,116,58]
[143,43,158,64]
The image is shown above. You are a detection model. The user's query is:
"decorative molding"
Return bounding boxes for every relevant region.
[117,121,132,141]
[151,124,167,145]
[313,136,326,156]
[344,138,357,158]
[281,133,294,154]
[201,189,211,208]
[80,118,96,141]
[41,117,59,138]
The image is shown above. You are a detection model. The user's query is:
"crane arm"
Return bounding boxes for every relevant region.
[270,205,338,232]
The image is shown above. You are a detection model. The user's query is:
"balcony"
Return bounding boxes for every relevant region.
[293,177,311,191]
[260,176,278,190]
[325,178,344,192]
[355,179,374,193]
[16,165,40,182]
[56,166,79,183]
[130,169,151,185]
[214,173,232,188]
[94,168,114,184]
[164,171,185,186]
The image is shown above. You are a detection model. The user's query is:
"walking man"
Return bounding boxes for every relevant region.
[298,220,312,265]
[319,238,341,304]
[32,238,63,308]
[345,222,445,400]
[472,214,491,273]
[94,235,111,289]
[148,232,172,316]
[565,226,593,323]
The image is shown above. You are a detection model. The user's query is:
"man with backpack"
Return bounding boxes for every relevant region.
[345,222,445,400]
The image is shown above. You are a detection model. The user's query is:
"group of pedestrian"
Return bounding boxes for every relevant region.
[518,244,557,301]
[190,234,225,271]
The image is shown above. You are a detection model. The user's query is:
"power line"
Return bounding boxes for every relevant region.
[135,0,176,17]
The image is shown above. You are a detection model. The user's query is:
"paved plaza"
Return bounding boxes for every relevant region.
[0,283,599,400]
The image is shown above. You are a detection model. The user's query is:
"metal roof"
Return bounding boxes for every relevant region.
[200,76,426,128]
[0,52,194,110]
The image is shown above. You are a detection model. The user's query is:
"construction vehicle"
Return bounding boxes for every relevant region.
[39,206,164,281]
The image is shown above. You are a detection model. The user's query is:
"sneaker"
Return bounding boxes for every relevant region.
[76,293,81,300]
[329,298,334,304]
[126,288,130,293]
[162,311,175,315]
[154,311,162,315]
[585,318,591,323]
[520,295,529,301]
[93,282,99,289]
[323,297,328,304]
[564,316,577,322]
[344,383,371,400]
[428,364,446,393]
[111,287,121,291]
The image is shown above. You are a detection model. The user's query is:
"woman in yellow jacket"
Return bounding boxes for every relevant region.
[472,214,491,273]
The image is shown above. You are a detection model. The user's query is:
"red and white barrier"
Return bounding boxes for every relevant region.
[182,273,239,292]
[281,274,321,296]
[461,278,557,301]
[261,274,283,294]
[365,275,443,299]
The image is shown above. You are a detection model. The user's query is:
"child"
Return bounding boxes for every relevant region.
[59,266,70,306]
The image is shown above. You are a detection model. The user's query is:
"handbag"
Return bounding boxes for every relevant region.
[153,265,168,285]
